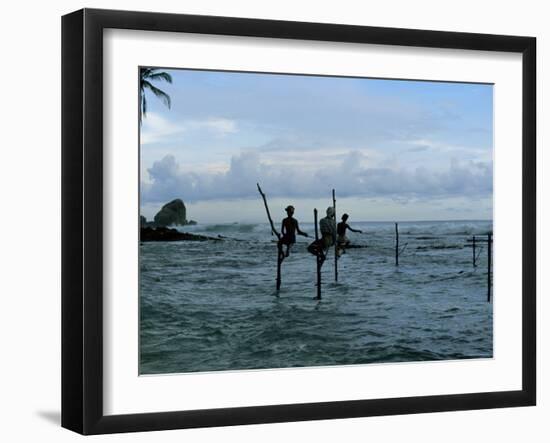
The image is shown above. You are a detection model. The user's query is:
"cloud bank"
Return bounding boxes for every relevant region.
[141,151,492,204]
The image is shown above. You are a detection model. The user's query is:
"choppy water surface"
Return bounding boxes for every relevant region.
[140,220,493,374]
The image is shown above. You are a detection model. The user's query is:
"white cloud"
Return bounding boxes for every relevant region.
[141,113,238,145]
[141,151,492,205]
[140,113,185,145]
[405,138,492,161]
[201,118,237,135]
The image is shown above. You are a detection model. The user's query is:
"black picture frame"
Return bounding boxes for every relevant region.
[62,8,536,435]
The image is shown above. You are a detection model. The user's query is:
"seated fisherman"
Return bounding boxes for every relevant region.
[336,213,362,255]
[307,207,336,263]
[279,205,309,257]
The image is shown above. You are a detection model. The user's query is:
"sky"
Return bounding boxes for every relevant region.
[140,68,493,223]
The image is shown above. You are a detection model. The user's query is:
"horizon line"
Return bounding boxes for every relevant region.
[170,218,493,224]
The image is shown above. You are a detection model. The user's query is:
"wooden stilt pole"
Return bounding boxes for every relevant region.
[333,189,338,282]
[257,183,282,291]
[257,183,280,238]
[314,208,322,300]
[473,235,477,267]
[276,244,282,291]
[395,222,399,266]
[487,233,492,302]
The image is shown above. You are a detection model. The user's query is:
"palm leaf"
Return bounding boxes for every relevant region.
[140,67,154,80]
[139,68,173,122]
[146,71,173,83]
[142,80,171,108]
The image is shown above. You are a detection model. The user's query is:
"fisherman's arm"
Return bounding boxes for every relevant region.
[295,220,309,237]
[348,224,362,233]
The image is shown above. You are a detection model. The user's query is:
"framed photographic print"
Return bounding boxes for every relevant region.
[61,8,536,435]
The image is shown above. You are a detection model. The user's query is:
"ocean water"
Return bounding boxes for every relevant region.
[140,220,493,375]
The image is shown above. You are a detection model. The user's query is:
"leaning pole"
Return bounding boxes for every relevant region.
[257,183,283,290]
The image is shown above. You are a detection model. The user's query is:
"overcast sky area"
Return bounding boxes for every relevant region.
[140,68,493,223]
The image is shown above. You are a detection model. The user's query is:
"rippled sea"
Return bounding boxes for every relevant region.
[140,220,493,375]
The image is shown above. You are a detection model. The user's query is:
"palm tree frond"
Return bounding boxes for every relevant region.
[140,67,154,79]
[139,68,173,122]
[146,71,173,84]
[142,81,171,108]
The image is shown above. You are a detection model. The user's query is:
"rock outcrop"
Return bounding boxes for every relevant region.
[153,199,187,226]
[140,227,221,242]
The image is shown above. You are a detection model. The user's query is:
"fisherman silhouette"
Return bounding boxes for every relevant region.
[307,207,336,264]
[336,213,362,256]
[279,205,309,257]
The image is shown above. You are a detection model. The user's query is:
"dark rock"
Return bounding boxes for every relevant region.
[187,220,197,225]
[154,199,187,226]
[140,227,222,242]
[140,215,147,227]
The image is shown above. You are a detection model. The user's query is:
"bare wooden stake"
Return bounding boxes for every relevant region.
[333,189,338,282]
[314,208,322,300]
[276,244,283,291]
[487,233,492,302]
[395,222,399,266]
[473,235,477,267]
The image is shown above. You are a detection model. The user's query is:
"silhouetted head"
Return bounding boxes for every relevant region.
[326,207,335,218]
[285,205,295,215]
[342,213,349,221]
